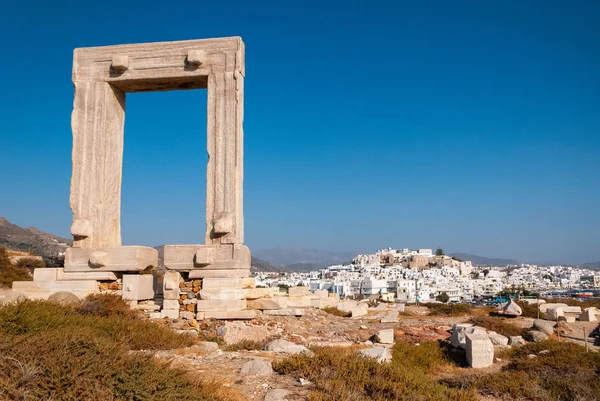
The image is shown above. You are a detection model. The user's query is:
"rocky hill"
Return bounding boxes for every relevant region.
[0,217,70,263]
[449,252,520,267]
[253,247,356,269]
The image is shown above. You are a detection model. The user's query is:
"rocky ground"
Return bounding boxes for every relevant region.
[146,304,600,400]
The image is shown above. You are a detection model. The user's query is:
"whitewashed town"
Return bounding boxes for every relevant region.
[254,247,600,303]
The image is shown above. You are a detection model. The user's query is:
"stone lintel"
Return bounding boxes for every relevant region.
[73,37,244,91]
[164,244,250,271]
[64,246,158,272]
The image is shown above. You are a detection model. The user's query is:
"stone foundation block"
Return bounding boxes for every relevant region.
[546,307,564,320]
[245,288,275,299]
[337,300,358,313]
[187,269,251,279]
[539,303,568,313]
[12,280,98,300]
[198,288,246,301]
[57,270,118,281]
[162,299,180,310]
[202,310,257,320]
[201,277,252,290]
[64,246,158,272]
[314,289,329,299]
[122,274,155,301]
[164,244,250,270]
[288,286,310,297]
[466,334,494,368]
[580,309,598,322]
[248,298,282,310]
[563,306,582,314]
[33,268,59,282]
[163,271,182,300]
[263,308,305,316]
[311,297,338,309]
[196,299,247,311]
[161,309,179,319]
[286,295,312,307]
[351,305,368,318]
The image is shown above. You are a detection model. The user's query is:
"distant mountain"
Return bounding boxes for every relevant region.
[250,257,282,272]
[0,217,70,263]
[449,252,520,267]
[579,261,600,269]
[253,247,356,269]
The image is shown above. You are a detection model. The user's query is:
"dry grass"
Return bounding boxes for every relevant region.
[544,297,600,309]
[0,296,237,400]
[273,341,476,401]
[516,300,547,318]
[443,340,600,401]
[0,247,32,288]
[470,315,526,337]
[322,307,351,317]
[423,303,472,316]
[223,337,275,351]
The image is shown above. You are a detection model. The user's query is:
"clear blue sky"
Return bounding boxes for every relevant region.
[0,1,598,264]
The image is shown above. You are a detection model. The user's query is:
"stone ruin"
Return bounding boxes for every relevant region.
[11,37,343,324]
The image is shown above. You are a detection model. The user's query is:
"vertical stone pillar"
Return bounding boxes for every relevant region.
[206,69,244,245]
[70,81,125,249]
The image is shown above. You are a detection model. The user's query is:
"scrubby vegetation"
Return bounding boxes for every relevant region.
[0,247,33,288]
[470,315,525,337]
[15,257,45,270]
[443,340,600,401]
[274,341,476,400]
[0,295,237,400]
[423,302,472,316]
[224,337,275,352]
[276,337,600,401]
[322,306,351,317]
[515,300,546,318]
[545,297,600,309]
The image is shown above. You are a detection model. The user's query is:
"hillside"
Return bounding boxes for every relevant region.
[253,246,355,269]
[449,252,520,267]
[0,217,70,263]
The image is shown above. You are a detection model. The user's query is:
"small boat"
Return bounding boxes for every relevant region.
[572,292,594,298]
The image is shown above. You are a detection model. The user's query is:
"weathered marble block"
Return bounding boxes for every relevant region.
[64,246,157,272]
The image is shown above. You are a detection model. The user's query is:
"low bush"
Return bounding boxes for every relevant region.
[322,307,351,317]
[544,297,600,309]
[15,257,46,270]
[273,342,476,400]
[0,247,32,288]
[0,298,238,400]
[444,340,600,401]
[223,337,275,351]
[423,303,472,316]
[517,301,546,318]
[77,292,138,318]
[470,316,525,337]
